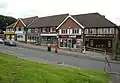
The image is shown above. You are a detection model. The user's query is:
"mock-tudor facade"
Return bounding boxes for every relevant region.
[5,23,16,41]
[72,13,119,56]
[5,16,38,41]
[56,15,84,49]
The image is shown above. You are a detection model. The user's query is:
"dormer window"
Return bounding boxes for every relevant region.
[50,27,56,32]
[43,28,47,32]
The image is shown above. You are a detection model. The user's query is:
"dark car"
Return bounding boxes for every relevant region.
[4,40,17,46]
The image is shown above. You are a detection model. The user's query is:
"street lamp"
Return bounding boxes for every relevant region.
[69,27,71,51]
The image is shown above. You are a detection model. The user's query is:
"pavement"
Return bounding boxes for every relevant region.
[15,41,120,64]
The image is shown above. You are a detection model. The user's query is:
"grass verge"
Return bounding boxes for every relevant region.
[0,52,109,83]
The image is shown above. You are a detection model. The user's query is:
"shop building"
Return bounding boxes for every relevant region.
[56,15,84,49]
[72,13,119,56]
[27,14,68,45]
[4,23,15,40]
[13,16,38,42]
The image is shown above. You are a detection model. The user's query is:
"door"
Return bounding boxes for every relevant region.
[60,38,67,48]
[67,39,72,48]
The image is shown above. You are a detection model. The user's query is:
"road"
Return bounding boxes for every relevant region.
[0,44,120,73]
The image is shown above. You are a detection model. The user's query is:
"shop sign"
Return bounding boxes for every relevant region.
[15,31,25,34]
[59,35,68,38]
[69,35,76,38]
[4,31,15,35]
[85,34,114,38]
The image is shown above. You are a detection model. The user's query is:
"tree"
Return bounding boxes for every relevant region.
[115,42,120,60]
[0,15,17,31]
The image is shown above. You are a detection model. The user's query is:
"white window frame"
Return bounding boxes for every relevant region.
[27,29,31,33]
[50,27,56,32]
[61,29,67,34]
[72,29,79,34]
[42,28,47,32]
[35,28,38,33]
[85,29,88,34]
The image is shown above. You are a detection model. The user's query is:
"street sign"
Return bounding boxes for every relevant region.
[69,35,76,38]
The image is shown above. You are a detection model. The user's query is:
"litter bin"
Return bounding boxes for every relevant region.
[47,44,51,51]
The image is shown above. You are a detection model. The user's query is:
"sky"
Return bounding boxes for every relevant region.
[0,0,120,25]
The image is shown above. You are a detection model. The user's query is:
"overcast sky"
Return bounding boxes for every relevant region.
[0,0,120,25]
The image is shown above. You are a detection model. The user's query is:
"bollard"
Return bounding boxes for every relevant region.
[47,44,51,51]
[83,46,86,53]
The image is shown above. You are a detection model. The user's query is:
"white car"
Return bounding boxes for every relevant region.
[0,38,4,44]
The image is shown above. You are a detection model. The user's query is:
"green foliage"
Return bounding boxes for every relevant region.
[0,15,16,30]
[115,42,120,60]
[0,52,109,83]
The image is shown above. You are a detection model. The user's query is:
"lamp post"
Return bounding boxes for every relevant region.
[69,27,71,51]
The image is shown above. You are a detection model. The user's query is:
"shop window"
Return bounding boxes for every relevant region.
[17,35,23,38]
[90,40,93,47]
[108,41,111,48]
[17,35,20,38]
[21,35,23,38]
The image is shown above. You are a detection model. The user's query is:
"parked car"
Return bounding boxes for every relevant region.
[0,38,4,44]
[4,40,17,46]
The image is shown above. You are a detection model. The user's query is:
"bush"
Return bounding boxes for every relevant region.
[115,42,120,60]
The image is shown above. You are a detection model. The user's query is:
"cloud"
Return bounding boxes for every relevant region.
[0,1,8,9]
[0,0,120,24]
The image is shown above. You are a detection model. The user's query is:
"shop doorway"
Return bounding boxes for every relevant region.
[67,39,72,48]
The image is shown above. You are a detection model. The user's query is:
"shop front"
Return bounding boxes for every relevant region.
[58,35,83,49]
[41,36,57,45]
[4,31,15,41]
[15,31,25,42]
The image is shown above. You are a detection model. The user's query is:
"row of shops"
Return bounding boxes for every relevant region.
[4,13,119,57]
[3,31,83,49]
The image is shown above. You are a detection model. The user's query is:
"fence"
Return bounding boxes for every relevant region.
[85,46,107,55]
